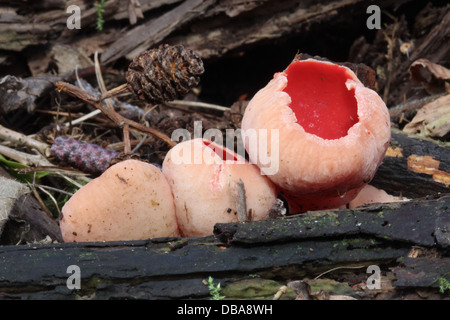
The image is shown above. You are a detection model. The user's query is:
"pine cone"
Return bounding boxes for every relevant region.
[126,44,204,105]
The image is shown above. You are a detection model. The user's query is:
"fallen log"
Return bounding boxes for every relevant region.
[0,194,448,299]
[0,0,417,67]
[372,130,450,198]
[214,195,450,248]
[393,257,450,290]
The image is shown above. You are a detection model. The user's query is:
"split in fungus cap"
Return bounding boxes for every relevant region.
[162,138,277,237]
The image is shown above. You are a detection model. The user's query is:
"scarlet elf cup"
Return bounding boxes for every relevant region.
[241,57,391,213]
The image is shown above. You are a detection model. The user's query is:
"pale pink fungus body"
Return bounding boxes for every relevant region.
[162,138,277,237]
[348,184,409,209]
[60,159,179,242]
[241,59,391,212]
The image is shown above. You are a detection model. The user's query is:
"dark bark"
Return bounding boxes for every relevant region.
[0,194,448,299]
[1,193,63,245]
[393,257,450,289]
[371,130,450,199]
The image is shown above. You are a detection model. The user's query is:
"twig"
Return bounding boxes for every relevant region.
[100,84,129,100]
[55,172,87,189]
[0,125,50,157]
[273,285,288,300]
[314,265,367,280]
[131,133,148,153]
[0,144,53,167]
[96,51,134,154]
[31,183,74,197]
[123,124,131,154]
[56,81,176,148]
[64,109,103,127]
[36,184,62,217]
[27,179,54,219]
[167,100,229,112]
[236,179,248,222]
[383,19,399,104]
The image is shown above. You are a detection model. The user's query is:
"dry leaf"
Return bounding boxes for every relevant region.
[409,59,450,94]
[403,94,450,138]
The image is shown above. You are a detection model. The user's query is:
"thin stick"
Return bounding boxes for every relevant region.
[55,172,87,189]
[167,100,229,112]
[0,144,53,167]
[63,109,102,127]
[383,20,398,104]
[56,81,176,148]
[28,177,54,219]
[314,265,366,280]
[0,125,50,157]
[236,179,248,222]
[131,133,148,153]
[273,285,288,300]
[32,184,74,197]
[100,83,129,100]
[123,124,131,154]
[36,184,62,216]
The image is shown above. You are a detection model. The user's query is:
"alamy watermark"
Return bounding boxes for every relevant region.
[366,5,381,30]
[171,121,280,175]
[65,4,382,31]
[66,265,81,290]
[366,265,381,290]
[66,5,81,30]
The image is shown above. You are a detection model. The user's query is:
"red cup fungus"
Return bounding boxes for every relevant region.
[241,58,391,212]
[162,138,277,237]
[60,159,179,242]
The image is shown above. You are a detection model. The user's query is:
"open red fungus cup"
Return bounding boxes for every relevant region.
[241,58,391,212]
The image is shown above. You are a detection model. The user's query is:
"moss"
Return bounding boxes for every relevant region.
[221,278,296,300]
[307,279,356,297]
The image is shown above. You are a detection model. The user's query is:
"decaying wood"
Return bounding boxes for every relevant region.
[409,7,450,66]
[0,127,448,299]
[214,195,450,248]
[0,75,60,114]
[0,194,448,299]
[0,0,417,68]
[393,257,450,289]
[371,130,450,198]
[348,3,450,108]
[1,193,63,245]
[389,93,447,125]
[0,168,63,245]
[101,0,216,63]
[166,0,380,60]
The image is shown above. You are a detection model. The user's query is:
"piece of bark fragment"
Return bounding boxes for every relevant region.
[0,171,62,244]
[0,75,60,114]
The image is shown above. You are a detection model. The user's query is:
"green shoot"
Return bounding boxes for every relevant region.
[94,0,107,31]
[0,154,49,183]
[208,276,225,300]
[439,277,450,294]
